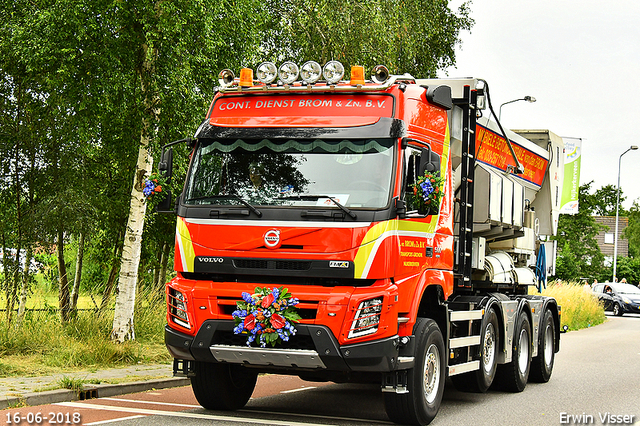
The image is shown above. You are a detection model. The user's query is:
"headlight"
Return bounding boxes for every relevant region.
[621,296,632,304]
[168,288,190,329]
[348,297,383,339]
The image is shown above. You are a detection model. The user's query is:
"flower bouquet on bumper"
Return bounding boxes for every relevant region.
[233,287,301,347]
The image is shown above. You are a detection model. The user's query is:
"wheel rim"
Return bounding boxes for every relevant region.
[423,343,441,404]
[482,323,496,373]
[543,324,554,367]
[517,328,529,374]
[614,304,619,315]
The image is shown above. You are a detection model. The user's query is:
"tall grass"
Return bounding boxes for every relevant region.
[0,287,170,377]
[536,282,606,331]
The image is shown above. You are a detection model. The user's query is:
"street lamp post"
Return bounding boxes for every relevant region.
[613,145,638,282]
[498,96,536,121]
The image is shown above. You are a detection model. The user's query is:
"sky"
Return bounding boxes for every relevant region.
[439,0,640,209]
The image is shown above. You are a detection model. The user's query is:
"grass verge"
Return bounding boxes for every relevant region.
[0,287,170,378]
[534,281,606,331]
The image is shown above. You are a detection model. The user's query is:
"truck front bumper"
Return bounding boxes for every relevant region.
[166,320,409,373]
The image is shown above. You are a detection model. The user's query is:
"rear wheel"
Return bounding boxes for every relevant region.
[494,311,531,392]
[384,318,445,425]
[530,309,556,383]
[190,361,257,410]
[451,307,499,393]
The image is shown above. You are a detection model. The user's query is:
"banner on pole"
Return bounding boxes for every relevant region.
[560,137,582,214]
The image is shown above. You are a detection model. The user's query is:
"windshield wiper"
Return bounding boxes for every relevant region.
[280,194,356,219]
[186,194,262,217]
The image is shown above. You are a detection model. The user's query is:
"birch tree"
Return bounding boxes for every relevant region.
[110,0,269,342]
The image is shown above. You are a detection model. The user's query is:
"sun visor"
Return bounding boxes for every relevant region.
[208,93,395,128]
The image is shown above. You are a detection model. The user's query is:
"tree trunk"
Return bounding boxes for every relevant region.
[157,240,170,294]
[70,232,85,313]
[100,242,121,312]
[111,40,159,343]
[57,228,71,323]
[16,245,33,326]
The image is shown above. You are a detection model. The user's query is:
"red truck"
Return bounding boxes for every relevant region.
[160,61,561,425]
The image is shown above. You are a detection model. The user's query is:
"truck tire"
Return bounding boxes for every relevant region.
[384,318,445,426]
[494,311,531,392]
[190,361,257,410]
[451,307,499,393]
[530,309,556,383]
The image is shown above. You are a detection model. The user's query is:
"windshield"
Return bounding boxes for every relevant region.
[183,137,395,209]
[611,283,640,295]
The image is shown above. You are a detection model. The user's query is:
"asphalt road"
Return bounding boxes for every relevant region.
[4,314,639,426]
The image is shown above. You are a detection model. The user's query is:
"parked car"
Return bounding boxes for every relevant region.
[592,282,640,316]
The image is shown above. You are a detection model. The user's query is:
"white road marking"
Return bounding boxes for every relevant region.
[280,386,317,394]
[83,415,146,425]
[99,397,201,408]
[55,401,336,426]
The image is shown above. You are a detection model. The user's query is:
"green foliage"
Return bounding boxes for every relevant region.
[624,200,640,258]
[58,376,87,392]
[591,184,623,217]
[261,0,473,78]
[555,182,605,281]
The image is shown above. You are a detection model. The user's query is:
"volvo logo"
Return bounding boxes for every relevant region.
[198,257,224,263]
[264,229,281,249]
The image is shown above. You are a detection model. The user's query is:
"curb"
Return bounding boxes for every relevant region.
[0,377,190,411]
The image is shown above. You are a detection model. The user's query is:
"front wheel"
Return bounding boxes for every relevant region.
[530,309,556,382]
[613,303,624,316]
[494,311,531,392]
[190,361,257,410]
[384,318,446,426]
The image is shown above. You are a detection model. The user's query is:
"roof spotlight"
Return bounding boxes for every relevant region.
[218,69,235,87]
[278,61,299,85]
[256,62,277,84]
[371,65,390,84]
[300,61,322,84]
[323,61,344,84]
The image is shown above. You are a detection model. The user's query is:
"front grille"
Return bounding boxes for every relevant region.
[234,259,269,269]
[275,261,311,270]
[233,259,311,271]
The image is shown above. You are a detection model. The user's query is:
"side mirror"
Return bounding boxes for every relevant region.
[158,147,173,181]
[395,198,406,219]
[155,189,173,213]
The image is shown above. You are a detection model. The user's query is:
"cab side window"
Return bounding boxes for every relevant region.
[403,144,441,213]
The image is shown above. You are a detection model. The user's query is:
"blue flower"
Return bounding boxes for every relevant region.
[420,180,434,199]
[143,180,156,197]
[288,297,299,306]
[232,309,247,319]
[233,322,244,334]
[272,287,280,298]
[242,292,253,304]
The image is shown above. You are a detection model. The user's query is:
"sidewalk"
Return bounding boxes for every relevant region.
[0,363,190,410]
